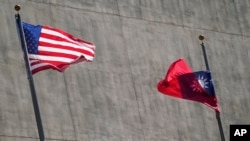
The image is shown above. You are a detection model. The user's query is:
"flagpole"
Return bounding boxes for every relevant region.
[14,5,45,141]
[198,35,225,141]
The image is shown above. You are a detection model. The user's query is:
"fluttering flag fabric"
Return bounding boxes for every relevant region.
[157,58,220,112]
[22,22,95,74]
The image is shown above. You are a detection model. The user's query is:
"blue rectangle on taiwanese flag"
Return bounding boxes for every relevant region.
[230,125,250,141]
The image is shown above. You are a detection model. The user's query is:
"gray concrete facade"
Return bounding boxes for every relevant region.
[0,0,250,140]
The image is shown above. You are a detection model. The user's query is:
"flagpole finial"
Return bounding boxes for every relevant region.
[14,5,21,12]
[199,35,205,41]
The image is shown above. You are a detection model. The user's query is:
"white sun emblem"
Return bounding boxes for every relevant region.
[197,75,209,89]
[191,75,209,93]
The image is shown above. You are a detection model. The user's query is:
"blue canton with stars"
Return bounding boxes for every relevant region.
[194,71,216,96]
[22,22,42,54]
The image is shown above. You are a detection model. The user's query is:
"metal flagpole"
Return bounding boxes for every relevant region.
[14,5,45,141]
[198,35,225,141]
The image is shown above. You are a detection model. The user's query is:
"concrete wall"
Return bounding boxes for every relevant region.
[0,0,250,140]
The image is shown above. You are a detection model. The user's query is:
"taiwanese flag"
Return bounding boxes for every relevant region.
[157,58,220,112]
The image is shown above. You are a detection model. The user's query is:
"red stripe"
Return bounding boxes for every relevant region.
[40,32,78,45]
[29,25,95,75]
[38,42,94,57]
[37,50,80,60]
[42,26,95,47]
[31,60,69,66]
[30,60,40,66]
[32,65,52,74]
[31,63,70,74]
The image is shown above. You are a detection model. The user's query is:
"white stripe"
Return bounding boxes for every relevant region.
[42,28,76,44]
[30,58,93,71]
[39,38,95,54]
[79,43,95,51]
[39,46,94,60]
[28,54,74,63]
[38,46,94,60]
[40,37,79,48]
[29,53,93,63]
[42,28,95,49]
[29,60,38,64]
[30,62,50,70]
[79,42,95,49]
[84,55,94,61]
[38,46,82,56]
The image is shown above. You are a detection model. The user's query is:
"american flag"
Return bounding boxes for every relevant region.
[22,22,95,74]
